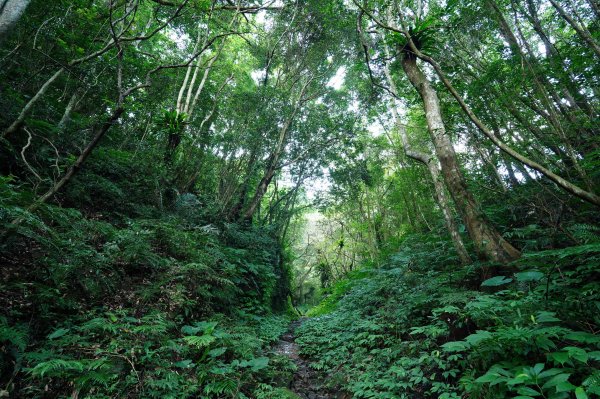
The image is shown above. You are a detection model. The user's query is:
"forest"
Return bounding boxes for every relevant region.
[0,0,599,398]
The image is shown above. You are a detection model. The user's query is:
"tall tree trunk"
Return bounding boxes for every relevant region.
[241,77,311,221]
[401,53,520,263]
[242,161,277,222]
[408,43,600,206]
[57,89,81,131]
[426,158,473,264]
[383,50,471,264]
[0,0,31,41]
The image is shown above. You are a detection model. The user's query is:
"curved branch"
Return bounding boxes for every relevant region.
[412,48,600,206]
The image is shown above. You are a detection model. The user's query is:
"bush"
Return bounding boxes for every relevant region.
[295,235,600,398]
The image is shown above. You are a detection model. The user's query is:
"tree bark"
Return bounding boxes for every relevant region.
[410,47,600,207]
[57,89,81,131]
[0,0,31,41]
[426,156,473,264]
[2,67,65,137]
[401,54,520,263]
[383,51,471,265]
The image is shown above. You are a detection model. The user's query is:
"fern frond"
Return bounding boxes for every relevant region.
[30,359,85,378]
[0,317,28,351]
[183,335,216,348]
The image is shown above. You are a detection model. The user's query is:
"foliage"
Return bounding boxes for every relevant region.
[0,162,293,397]
[21,312,289,398]
[296,234,600,398]
[1,0,599,397]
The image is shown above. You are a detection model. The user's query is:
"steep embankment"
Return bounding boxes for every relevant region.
[0,179,296,398]
[293,235,600,398]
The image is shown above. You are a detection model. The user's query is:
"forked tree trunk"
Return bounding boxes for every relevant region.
[426,158,473,264]
[401,54,520,263]
[382,51,471,265]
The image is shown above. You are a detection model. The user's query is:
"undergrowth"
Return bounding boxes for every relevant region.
[0,175,296,398]
[296,232,600,398]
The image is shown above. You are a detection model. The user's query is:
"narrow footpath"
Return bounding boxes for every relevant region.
[272,320,345,399]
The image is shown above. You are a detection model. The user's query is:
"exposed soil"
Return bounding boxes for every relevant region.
[273,319,348,399]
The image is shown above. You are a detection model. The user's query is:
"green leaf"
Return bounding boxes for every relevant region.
[475,373,499,383]
[481,276,513,287]
[183,335,216,348]
[575,387,588,399]
[535,311,560,323]
[566,331,600,344]
[441,341,469,352]
[542,373,571,389]
[181,321,218,335]
[174,359,194,368]
[475,367,508,385]
[549,351,570,365]
[240,357,269,371]
[556,381,576,392]
[538,368,566,379]
[515,271,544,282]
[517,386,541,396]
[507,373,532,386]
[47,328,69,339]
[532,363,544,376]
[465,330,492,346]
[208,347,227,358]
[587,351,600,361]
[564,346,589,363]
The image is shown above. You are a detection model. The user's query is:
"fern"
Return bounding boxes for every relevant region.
[0,317,28,351]
[204,378,238,396]
[183,335,216,348]
[80,317,119,334]
[569,223,600,243]
[29,359,85,378]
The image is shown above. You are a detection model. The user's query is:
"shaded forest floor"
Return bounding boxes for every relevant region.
[273,319,348,399]
[287,235,600,398]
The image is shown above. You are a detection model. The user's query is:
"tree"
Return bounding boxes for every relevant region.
[0,0,31,41]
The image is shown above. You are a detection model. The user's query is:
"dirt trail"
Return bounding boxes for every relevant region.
[272,319,342,399]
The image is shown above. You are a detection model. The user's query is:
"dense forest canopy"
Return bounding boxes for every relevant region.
[0,0,599,398]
